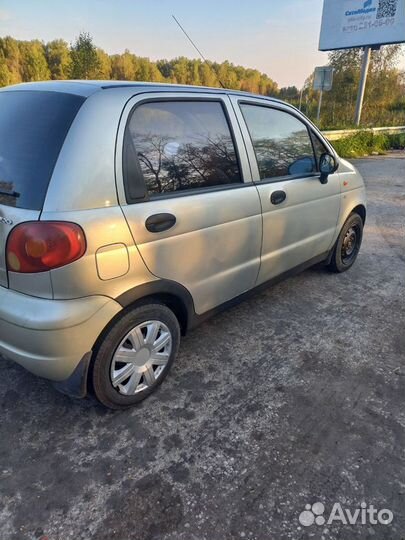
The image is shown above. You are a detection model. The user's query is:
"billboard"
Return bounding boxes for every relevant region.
[319,0,405,51]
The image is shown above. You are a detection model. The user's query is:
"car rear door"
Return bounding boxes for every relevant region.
[230,96,341,286]
[116,92,262,315]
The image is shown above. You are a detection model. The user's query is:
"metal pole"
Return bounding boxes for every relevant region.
[355,46,371,126]
[317,89,323,123]
[299,87,304,111]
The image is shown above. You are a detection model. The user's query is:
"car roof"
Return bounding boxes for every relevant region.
[1,79,286,105]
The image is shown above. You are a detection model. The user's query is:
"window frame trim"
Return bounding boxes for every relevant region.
[122,96,246,203]
[233,98,338,184]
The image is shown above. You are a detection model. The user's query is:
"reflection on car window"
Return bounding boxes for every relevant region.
[126,101,242,196]
[311,133,328,169]
[240,104,316,180]
[0,91,84,210]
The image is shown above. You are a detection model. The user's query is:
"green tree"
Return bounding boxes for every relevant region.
[321,45,405,127]
[0,56,11,86]
[0,36,22,84]
[0,32,403,129]
[70,32,100,79]
[111,50,136,80]
[295,45,405,127]
[156,59,172,80]
[189,60,201,86]
[19,40,50,81]
[217,61,240,89]
[199,61,218,87]
[45,39,71,80]
[278,86,299,102]
[135,57,163,82]
[170,57,189,84]
[95,48,112,79]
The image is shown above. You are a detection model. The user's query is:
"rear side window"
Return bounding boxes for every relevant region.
[0,91,85,210]
[124,100,242,198]
[240,104,316,180]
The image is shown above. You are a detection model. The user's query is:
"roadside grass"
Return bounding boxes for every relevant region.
[331,131,405,158]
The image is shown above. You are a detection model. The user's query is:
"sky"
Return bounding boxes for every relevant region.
[0,0,404,88]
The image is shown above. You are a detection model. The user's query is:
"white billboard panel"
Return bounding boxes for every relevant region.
[319,0,405,51]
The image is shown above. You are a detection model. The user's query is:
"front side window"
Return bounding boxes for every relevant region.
[125,100,242,197]
[240,104,316,180]
[311,133,329,168]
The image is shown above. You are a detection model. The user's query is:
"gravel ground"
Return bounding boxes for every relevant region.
[0,154,404,540]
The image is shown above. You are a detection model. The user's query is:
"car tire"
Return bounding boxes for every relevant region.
[328,212,363,273]
[91,303,180,409]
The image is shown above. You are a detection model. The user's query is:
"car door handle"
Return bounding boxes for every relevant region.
[145,213,176,233]
[270,190,286,205]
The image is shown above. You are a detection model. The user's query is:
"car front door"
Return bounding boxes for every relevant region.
[116,93,262,315]
[230,96,341,286]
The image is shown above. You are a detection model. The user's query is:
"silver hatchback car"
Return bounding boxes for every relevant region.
[0,81,366,408]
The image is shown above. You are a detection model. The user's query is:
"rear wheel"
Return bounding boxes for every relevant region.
[328,213,363,273]
[91,303,180,409]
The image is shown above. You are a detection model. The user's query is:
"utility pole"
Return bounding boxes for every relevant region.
[354,46,371,126]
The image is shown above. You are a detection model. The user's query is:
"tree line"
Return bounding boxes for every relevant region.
[0,32,404,128]
[0,33,277,96]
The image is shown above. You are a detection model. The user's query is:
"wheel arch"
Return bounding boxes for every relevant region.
[337,197,367,241]
[115,280,195,336]
[326,200,366,266]
[351,204,366,224]
[86,280,194,397]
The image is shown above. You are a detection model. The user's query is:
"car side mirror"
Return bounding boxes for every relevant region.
[319,153,338,184]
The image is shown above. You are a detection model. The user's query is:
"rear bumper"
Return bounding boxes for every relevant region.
[0,286,122,383]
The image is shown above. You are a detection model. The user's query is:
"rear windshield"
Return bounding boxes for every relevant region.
[0,91,85,210]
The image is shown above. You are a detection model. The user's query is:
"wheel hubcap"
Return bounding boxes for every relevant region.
[110,320,172,396]
[342,226,358,261]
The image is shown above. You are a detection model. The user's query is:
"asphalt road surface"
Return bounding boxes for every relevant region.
[1,154,404,540]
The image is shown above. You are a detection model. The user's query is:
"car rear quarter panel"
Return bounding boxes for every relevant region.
[40,206,157,300]
[42,88,135,213]
[38,88,159,301]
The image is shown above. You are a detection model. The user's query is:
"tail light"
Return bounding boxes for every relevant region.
[6,221,86,273]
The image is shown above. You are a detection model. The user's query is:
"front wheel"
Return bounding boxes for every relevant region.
[328,213,363,273]
[91,303,180,409]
